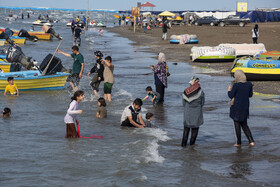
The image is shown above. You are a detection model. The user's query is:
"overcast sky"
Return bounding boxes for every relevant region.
[1,0,280,11]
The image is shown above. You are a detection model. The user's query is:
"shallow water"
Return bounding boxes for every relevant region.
[1,15,280,186]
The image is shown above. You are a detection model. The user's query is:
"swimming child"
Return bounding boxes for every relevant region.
[2,107,11,117]
[103,56,114,102]
[143,86,159,104]
[64,90,84,138]
[4,77,19,96]
[88,51,104,96]
[96,97,107,118]
[145,112,154,128]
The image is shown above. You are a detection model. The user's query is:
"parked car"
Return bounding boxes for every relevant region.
[219,15,250,27]
[193,16,220,26]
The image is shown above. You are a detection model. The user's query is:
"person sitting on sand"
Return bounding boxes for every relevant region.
[120,98,145,128]
[4,77,19,96]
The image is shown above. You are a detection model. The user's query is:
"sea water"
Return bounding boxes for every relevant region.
[0,12,280,186]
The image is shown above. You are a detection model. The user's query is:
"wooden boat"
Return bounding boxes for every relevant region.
[0,28,52,40]
[231,57,280,81]
[0,36,26,44]
[0,70,70,91]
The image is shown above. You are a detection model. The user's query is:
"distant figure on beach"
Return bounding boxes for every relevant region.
[96,97,107,118]
[58,46,84,91]
[27,12,30,19]
[145,112,154,128]
[71,19,75,34]
[73,25,82,46]
[118,15,121,25]
[228,70,255,147]
[64,90,84,138]
[4,77,19,96]
[120,98,145,128]
[76,16,80,23]
[143,17,148,33]
[143,86,160,105]
[2,107,11,117]
[88,51,104,96]
[252,24,259,44]
[98,28,103,36]
[102,56,114,102]
[82,16,86,25]
[122,14,125,25]
[21,13,24,19]
[181,76,205,147]
[150,52,168,103]
[162,17,169,40]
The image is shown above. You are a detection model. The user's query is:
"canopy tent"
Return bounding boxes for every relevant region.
[141,2,156,7]
[159,11,176,17]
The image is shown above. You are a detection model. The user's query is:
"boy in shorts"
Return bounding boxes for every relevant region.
[58,46,84,91]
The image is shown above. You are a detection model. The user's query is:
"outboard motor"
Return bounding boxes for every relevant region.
[46,27,62,40]
[6,44,36,70]
[18,29,38,42]
[0,32,14,45]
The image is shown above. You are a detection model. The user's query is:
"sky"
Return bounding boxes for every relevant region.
[1,0,280,11]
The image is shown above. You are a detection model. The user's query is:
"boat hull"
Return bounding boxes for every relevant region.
[190,54,235,62]
[170,39,198,44]
[0,71,69,91]
[1,36,26,44]
[0,28,52,40]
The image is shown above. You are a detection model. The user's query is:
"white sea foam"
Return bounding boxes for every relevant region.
[114,88,133,100]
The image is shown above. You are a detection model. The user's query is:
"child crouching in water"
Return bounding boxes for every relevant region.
[96,97,107,118]
[145,112,153,128]
[64,90,84,138]
[143,86,159,105]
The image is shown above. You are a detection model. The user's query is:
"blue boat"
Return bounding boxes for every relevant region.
[170,39,199,44]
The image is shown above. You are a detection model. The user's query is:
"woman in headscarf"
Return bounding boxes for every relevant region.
[151,52,168,103]
[228,70,255,147]
[252,24,259,44]
[181,76,205,147]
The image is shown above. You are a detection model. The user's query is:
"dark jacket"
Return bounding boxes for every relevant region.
[228,82,253,122]
[162,20,168,33]
[90,59,104,81]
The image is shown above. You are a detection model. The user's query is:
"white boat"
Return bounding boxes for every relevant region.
[32,20,53,27]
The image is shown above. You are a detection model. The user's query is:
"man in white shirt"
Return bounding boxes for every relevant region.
[121,98,146,128]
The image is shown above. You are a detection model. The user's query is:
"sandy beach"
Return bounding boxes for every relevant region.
[107,23,280,95]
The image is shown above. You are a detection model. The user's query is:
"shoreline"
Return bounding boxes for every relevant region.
[106,23,280,95]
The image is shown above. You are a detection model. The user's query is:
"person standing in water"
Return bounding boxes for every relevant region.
[181,76,205,147]
[58,46,84,91]
[150,52,168,103]
[252,24,259,44]
[64,90,84,138]
[88,51,104,96]
[73,25,82,46]
[228,70,255,147]
[102,56,114,102]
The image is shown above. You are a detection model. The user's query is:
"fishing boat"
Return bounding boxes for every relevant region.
[219,43,267,57]
[231,56,280,81]
[0,70,70,91]
[0,36,26,45]
[0,28,52,40]
[190,46,236,62]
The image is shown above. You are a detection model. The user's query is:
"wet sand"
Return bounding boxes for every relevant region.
[107,23,280,95]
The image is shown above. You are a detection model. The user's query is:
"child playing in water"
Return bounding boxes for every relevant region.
[88,51,104,96]
[98,28,103,36]
[145,112,153,128]
[103,56,114,102]
[4,77,19,96]
[96,97,107,118]
[2,107,11,117]
[143,86,159,105]
[64,90,84,138]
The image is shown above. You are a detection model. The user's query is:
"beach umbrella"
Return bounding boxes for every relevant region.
[141,2,156,11]
[158,11,176,17]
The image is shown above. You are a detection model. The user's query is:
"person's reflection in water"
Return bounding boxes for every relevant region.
[229,148,252,178]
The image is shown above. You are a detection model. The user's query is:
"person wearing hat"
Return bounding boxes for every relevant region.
[88,51,104,96]
[228,70,254,147]
[181,76,205,147]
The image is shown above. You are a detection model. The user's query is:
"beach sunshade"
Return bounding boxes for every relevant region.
[141,2,156,7]
[158,11,176,17]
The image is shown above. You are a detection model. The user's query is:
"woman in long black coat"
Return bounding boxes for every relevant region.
[228,70,255,147]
